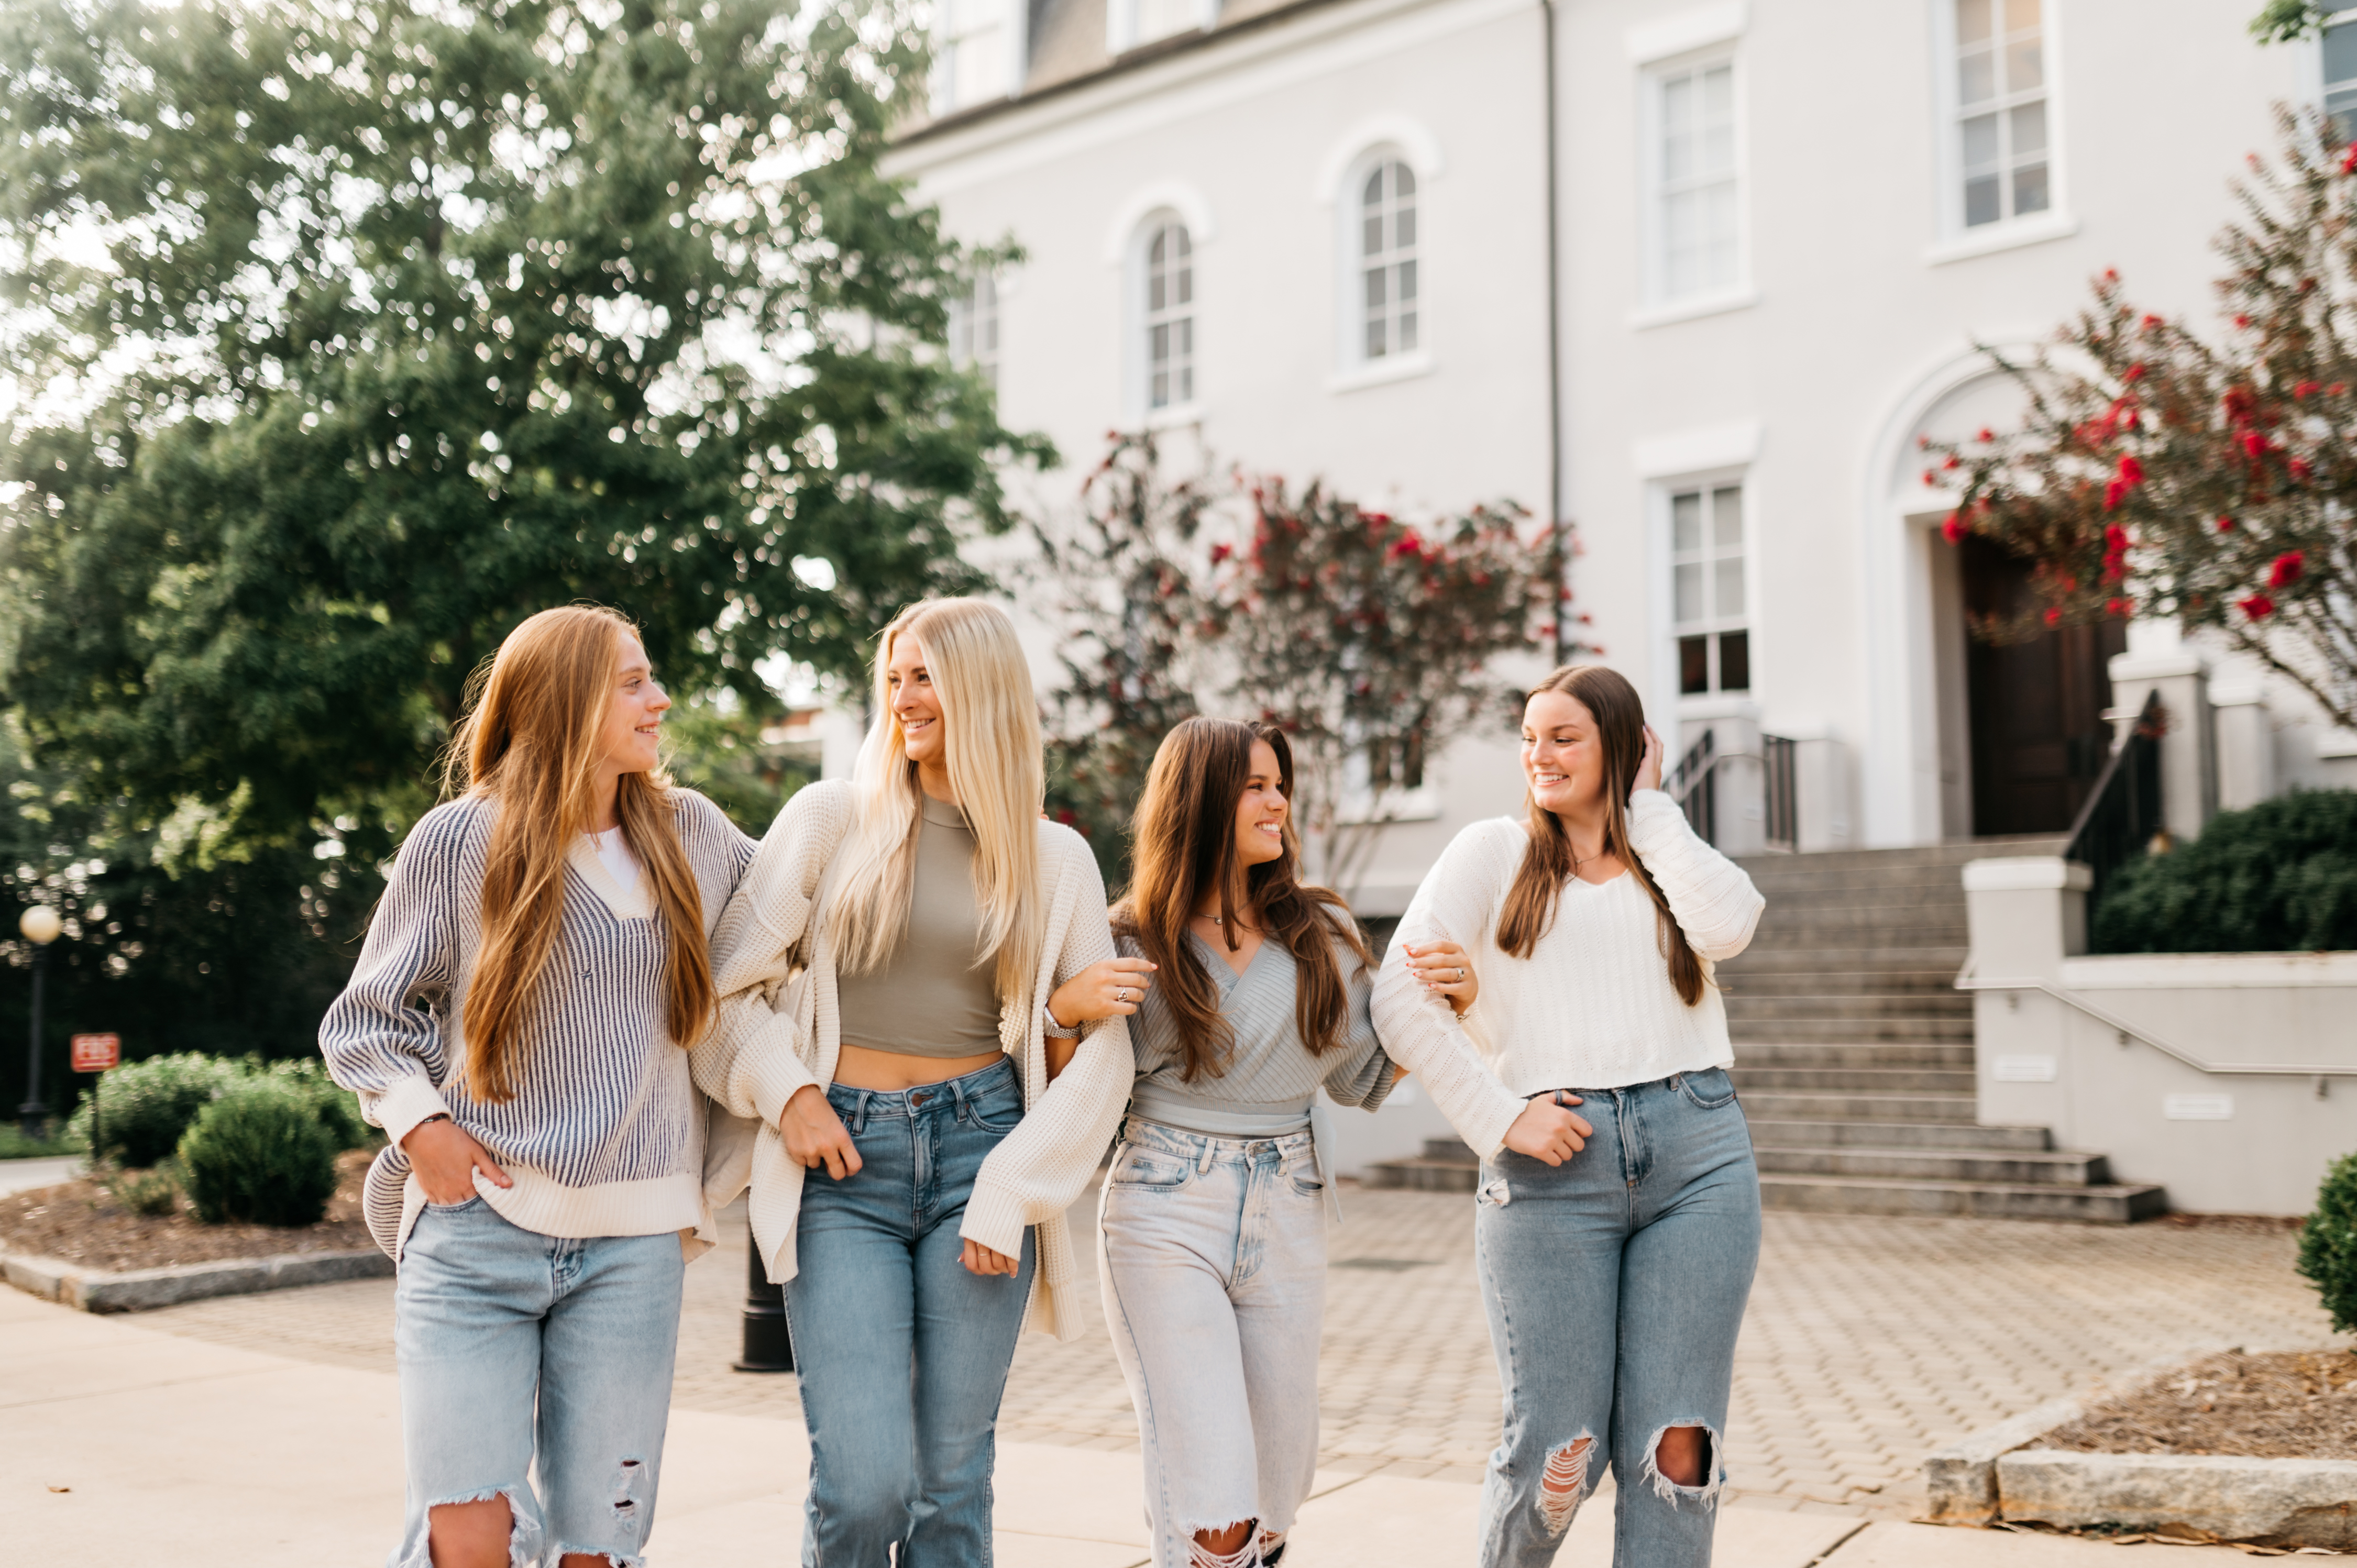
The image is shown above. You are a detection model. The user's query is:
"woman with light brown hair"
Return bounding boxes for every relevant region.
[1372,664,1765,1568]
[693,596,1143,1564]
[320,604,754,1568]
[1096,716,1467,1568]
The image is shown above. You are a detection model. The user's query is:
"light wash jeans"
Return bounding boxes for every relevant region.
[391,1196,685,1568]
[1097,1118,1327,1568]
[1473,1066,1761,1568]
[786,1056,1037,1566]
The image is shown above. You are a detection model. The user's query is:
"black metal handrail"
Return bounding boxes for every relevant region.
[2062,690,2166,910]
[1761,733,1797,853]
[1668,730,1716,844]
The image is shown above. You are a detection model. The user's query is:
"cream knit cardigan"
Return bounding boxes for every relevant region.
[691,779,1133,1342]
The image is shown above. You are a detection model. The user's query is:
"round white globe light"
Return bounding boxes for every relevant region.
[18,906,62,945]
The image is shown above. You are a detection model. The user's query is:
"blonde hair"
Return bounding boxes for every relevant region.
[824,598,1045,1001]
[443,605,717,1102]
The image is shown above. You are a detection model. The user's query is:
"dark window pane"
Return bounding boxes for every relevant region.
[2326,20,2357,89]
[1964,173,2000,227]
[1680,635,1711,695]
[1718,630,1750,692]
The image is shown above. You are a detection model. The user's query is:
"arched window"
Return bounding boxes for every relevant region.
[1144,221,1194,410]
[1358,159,1417,360]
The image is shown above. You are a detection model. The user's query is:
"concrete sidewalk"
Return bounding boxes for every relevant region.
[0,1287,2257,1566]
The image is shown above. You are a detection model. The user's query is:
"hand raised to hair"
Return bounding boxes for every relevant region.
[1634,724,1666,795]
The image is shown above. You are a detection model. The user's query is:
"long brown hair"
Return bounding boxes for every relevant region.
[1112,718,1372,1081]
[1496,665,1705,1007]
[443,605,718,1102]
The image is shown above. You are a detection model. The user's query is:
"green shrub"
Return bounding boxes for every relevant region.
[260,1059,373,1151]
[2299,1150,2357,1335]
[177,1079,340,1227]
[2093,789,2357,953]
[64,1053,245,1167]
[106,1161,183,1218]
[0,1123,78,1159]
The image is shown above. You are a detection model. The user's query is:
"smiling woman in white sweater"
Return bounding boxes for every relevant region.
[1372,664,1765,1568]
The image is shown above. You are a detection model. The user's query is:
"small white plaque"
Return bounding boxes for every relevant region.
[2163,1094,2234,1121]
[1992,1055,2058,1083]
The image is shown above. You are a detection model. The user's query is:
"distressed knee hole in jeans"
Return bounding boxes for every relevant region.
[1186,1518,1260,1567]
[1642,1422,1725,1510]
[414,1486,540,1568]
[1536,1434,1594,1536]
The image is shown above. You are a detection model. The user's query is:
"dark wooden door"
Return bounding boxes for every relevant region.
[1961,534,2126,837]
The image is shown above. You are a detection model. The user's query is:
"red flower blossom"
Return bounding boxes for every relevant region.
[1977,426,1995,443]
[2116,454,2144,485]
[2234,314,2253,329]
[1942,454,1961,470]
[2123,362,2147,382]
[1942,512,1966,544]
[2105,524,2131,550]
[2296,380,2323,399]
[2334,383,2349,395]
[2044,606,2064,626]
[2103,478,2128,509]
[1360,511,1392,527]
[1921,469,1938,487]
[2106,598,2132,617]
[2217,515,2237,532]
[1209,542,1233,564]
[2342,142,2357,173]
[2139,314,2163,332]
[2239,591,2276,621]
[2290,456,2314,481]
[2243,432,2267,459]
[2269,549,2305,588]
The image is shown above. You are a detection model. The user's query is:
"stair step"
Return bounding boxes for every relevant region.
[1735,838,2064,875]
[1723,994,1973,1020]
[1735,1043,1978,1068]
[1723,947,1970,971]
[1738,1089,1979,1123]
[1363,1156,1481,1193]
[1758,1173,2167,1224]
[1725,1013,1980,1037]
[1720,971,1966,997]
[1732,1066,1979,1093]
[1748,1119,2052,1151]
[1755,1146,2113,1186]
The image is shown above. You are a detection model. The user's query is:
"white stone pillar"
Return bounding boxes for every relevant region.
[2207,676,2275,813]
[1963,856,2089,1139]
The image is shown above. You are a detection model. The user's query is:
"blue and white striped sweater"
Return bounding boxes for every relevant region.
[318,787,755,1259]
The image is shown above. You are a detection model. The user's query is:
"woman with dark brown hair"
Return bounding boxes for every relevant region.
[1372,664,1766,1568]
[1098,717,1462,1568]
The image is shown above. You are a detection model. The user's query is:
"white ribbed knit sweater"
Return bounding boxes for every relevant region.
[1371,789,1765,1158]
[692,780,1133,1342]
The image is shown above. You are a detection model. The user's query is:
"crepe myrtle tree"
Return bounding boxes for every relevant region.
[1930,111,2357,731]
[0,0,1047,870]
[1213,477,1574,900]
[1028,432,1217,883]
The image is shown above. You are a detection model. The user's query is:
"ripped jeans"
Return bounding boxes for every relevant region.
[1097,1119,1326,1568]
[1473,1067,1760,1568]
[391,1197,684,1568]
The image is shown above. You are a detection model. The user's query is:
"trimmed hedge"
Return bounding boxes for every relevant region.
[178,1078,342,1227]
[64,1053,244,1167]
[2092,789,2357,953]
[2299,1150,2357,1336]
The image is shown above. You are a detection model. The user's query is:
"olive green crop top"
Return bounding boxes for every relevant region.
[833,794,1006,1058]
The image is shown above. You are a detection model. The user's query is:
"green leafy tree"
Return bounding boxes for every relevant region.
[1934,111,2357,731]
[0,0,1045,871]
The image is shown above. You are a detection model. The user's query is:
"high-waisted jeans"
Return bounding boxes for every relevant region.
[1473,1066,1761,1568]
[1097,1118,1327,1568]
[786,1056,1037,1566]
[390,1197,685,1568]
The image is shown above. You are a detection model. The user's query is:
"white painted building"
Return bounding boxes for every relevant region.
[884,0,2357,911]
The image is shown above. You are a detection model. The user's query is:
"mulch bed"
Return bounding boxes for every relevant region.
[2042,1349,2357,1461]
[0,1149,378,1273]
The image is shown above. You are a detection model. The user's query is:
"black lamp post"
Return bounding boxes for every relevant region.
[18,905,61,1140]
[733,1236,795,1373]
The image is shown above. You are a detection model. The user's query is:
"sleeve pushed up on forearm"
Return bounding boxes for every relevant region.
[1624,789,1766,961]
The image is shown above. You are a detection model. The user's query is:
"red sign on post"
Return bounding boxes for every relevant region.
[70,1033,120,1073]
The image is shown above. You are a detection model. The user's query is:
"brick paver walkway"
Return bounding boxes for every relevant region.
[135,1187,2335,1519]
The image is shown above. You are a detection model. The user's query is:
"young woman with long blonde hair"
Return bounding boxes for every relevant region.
[694,597,1144,1564]
[1098,717,1472,1568]
[1373,664,1766,1568]
[321,605,755,1568]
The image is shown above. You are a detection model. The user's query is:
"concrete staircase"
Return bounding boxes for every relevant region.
[1365,840,2168,1223]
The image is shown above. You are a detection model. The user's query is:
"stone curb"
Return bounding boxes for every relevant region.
[1920,1345,2230,1525]
[1,1245,391,1312]
[1998,1449,2357,1549]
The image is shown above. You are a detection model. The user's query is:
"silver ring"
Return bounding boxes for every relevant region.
[1456,967,1466,982]
[1117,987,1129,1002]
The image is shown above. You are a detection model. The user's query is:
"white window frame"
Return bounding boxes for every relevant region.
[2313,9,2357,141]
[929,0,1027,116]
[1106,0,1217,54]
[948,271,999,391]
[1926,0,2075,263]
[1128,215,1200,425]
[1635,48,1753,325]
[1663,475,1753,702]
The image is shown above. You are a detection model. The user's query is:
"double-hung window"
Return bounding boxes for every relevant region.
[1144,223,1194,411]
[1358,160,1418,361]
[1672,483,1749,695]
[948,273,999,391]
[1953,0,2050,229]
[931,0,1011,113]
[2326,13,2357,143]
[1652,59,1739,302]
